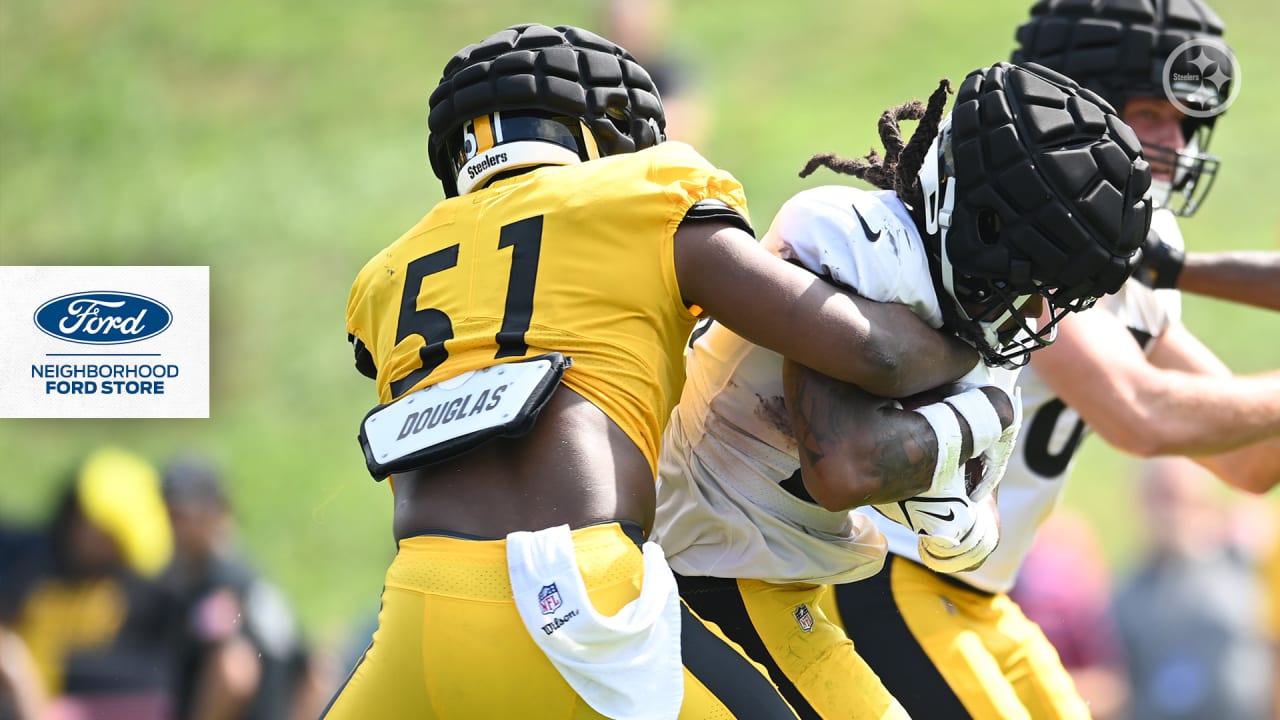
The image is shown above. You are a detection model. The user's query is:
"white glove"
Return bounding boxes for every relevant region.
[871,486,968,538]
[872,474,1001,574]
[873,378,1011,573]
[942,383,1018,502]
[917,494,999,573]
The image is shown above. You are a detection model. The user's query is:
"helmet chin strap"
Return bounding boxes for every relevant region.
[978,304,1041,354]
[980,308,1016,349]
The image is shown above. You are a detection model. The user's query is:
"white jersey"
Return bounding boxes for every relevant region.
[859,208,1184,593]
[651,185,949,585]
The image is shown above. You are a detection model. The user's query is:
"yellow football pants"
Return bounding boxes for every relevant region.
[823,556,1090,720]
[323,522,798,719]
[677,573,908,719]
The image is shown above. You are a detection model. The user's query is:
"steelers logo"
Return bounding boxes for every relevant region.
[1162,38,1241,119]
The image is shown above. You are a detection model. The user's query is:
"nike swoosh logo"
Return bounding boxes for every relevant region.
[916,508,955,522]
[853,206,883,242]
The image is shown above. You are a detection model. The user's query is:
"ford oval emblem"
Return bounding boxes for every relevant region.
[34,291,173,345]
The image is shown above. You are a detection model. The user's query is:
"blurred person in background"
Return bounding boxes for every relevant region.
[0,447,178,720]
[330,21,981,719]
[1112,458,1274,720]
[1261,517,1280,719]
[0,625,46,720]
[826,1,1280,717]
[1,527,46,719]
[1009,510,1128,720]
[654,60,1150,718]
[597,0,709,146]
[160,455,325,720]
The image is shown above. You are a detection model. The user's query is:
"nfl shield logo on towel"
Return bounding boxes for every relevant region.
[793,604,814,633]
[538,584,562,615]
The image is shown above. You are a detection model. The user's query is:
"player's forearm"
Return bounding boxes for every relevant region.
[784,359,939,510]
[1090,370,1280,456]
[679,223,976,395]
[1179,251,1280,311]
[797,412,941,511]
[1194,437,1280,494]
[841,293,978,398]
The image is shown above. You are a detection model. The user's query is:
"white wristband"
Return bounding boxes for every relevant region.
[914,402,965,494]
[944,387,1004,456]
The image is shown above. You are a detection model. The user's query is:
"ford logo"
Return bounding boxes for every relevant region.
[34,291,173,345]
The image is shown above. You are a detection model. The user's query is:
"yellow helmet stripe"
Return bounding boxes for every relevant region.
[579,120,600,160]
[472,113,496,154]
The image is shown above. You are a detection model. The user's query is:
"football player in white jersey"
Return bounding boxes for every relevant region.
[651,62,1152,719]
[828,2,1280,718]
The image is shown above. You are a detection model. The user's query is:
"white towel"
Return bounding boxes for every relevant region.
[507,524,683,720]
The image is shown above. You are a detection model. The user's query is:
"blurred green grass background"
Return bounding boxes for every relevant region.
[2,0,1277,645]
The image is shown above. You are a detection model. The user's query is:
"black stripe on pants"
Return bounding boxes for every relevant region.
[833,557,971,719]
[677,574,819,720]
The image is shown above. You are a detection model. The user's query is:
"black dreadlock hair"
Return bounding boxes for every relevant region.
[799,79,952,215]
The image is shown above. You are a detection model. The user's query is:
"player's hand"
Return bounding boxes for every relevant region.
[916,494,999,573]
[926,380,1016,502]
[967,386,1021,503]
[1133,228,1184,289]
[872,479,1001,574]
[872,487,970,538]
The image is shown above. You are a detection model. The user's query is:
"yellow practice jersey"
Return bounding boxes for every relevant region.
[347,141,751,471]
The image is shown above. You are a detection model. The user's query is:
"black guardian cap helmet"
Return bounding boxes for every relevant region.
[919,62,1152,368]
[1013,0,1231,215]
[428,24,666,197]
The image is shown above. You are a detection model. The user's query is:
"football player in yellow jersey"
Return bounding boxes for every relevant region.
[324,23,981,719]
